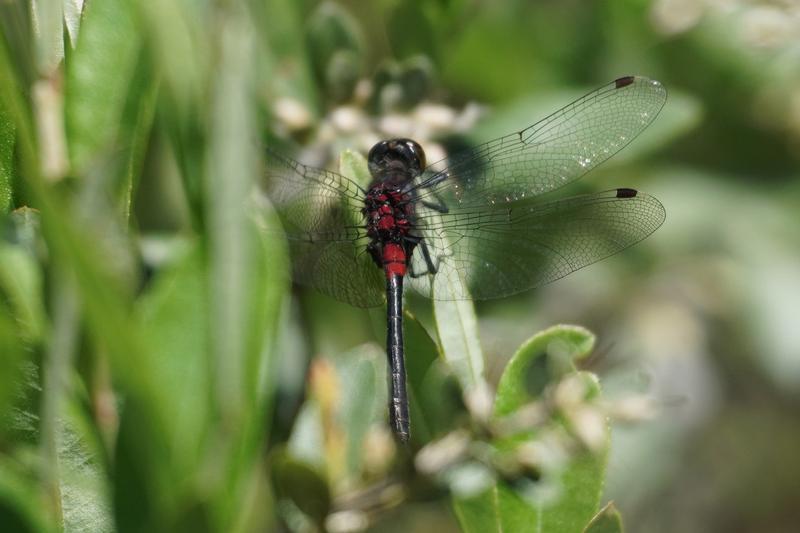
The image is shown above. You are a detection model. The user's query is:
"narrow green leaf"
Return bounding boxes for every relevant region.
[203,10,289,528]
[434,297,486,395]
[205,13,260,419]
[31,0,63,73]
[59,401,114,533]
[583,502,623,533]
[65,0,141,172]
[135,243,210,475]
[113,400,176,533]
[39,274,80,527]
[0,100,13,212]
[339,149,372,191]
[63,0,83,47]
[135,0,205,115]
[420,195,489,401]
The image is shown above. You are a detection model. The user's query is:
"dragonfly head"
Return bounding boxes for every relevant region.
[368,139,426,183]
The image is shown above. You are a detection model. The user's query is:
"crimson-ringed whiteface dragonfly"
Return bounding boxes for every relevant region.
[264,76,667,443]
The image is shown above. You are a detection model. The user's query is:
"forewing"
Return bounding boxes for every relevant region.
[264,148,384,307]
[414,76,667,207]
[407,189,665,300]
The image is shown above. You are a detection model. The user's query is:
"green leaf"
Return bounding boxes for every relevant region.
[113,399,176,533]
[32,0,63,73]
[404,310,461,441]
[107,242,210,532]
[453,448,609,533]
[271,450,331,529]
[494,325,595,417]
[0,100,14,212]
[256,0,320,115]
[59,401,114,533]
[454,325,608,533]
[203,13,289,527]
[541,447,609,533]
[583,502,623,533]
[0,310,26,426]
[135,243,210,475]
[433,296,487,397]
[453,484,542,533]
[339,149,372,191]
[385,2,438,62]
[65,0,141,172]
[287,344,386,480]
[0,458,52,533]
[0,221,46,343]
[335,344,385,476]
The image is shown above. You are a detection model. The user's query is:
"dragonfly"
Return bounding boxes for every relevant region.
[264,76,667,443]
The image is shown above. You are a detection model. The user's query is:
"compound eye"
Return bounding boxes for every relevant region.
[368,138,427,178]
[399,139,426,173]
[367,141,391,175]
[367,141,389,165]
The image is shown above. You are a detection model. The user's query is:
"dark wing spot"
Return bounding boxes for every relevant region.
[616,188,638,198]
[615,76,635,89]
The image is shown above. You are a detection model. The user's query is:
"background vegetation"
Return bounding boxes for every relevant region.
[1,0,799,532]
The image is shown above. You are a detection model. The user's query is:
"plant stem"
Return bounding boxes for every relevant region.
[39,273,79,526]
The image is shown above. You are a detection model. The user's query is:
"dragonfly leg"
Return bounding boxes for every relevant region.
[421,198,449,214]
[405,235,438,278]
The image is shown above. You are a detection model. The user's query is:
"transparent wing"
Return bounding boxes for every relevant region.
[407,189,665,300]
[264,148,384,307]
[413,76,667,207]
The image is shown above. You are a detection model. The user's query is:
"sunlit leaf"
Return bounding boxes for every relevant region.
[494,325,595,417]
[434,293,487,397]
[59,402,114,533]
[454,325,608,533]
[65,0,141,172]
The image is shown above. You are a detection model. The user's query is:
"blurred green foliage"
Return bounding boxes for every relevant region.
[1,0,799,532]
